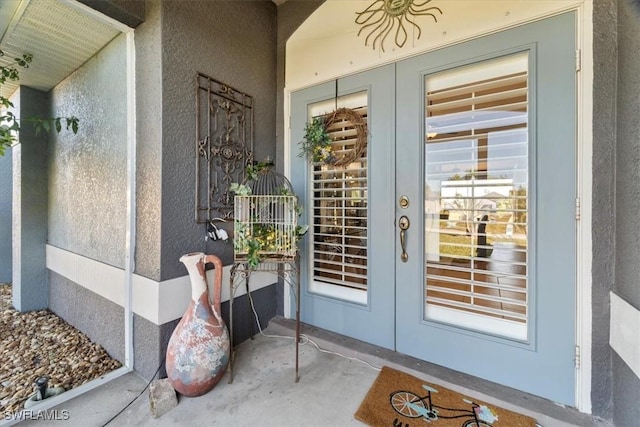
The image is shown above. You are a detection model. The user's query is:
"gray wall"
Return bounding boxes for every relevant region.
[48,33,128,269]
[591,0,617,419]
[158,0,278,280]
[0,146,12,283]
[12,87,50,311]
[591,0,640,421]
[49,271,124,363]
[612,0,640,424]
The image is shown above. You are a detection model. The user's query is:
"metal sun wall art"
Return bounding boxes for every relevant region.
[355,0,443,52]
[195,73,254,223]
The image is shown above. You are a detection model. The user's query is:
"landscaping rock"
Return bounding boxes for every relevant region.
[149,378,178,419]
[0,283,122,414]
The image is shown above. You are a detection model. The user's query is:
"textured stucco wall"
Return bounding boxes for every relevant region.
[159,0,278,280]
[129,0,280,378]
[49,271,124,362]
[48,33,128,269]
[615,0,640,308]
[12,87,50,312]
[612,0,640,424]
[591,0,617,419]
[135,0,163,280]
[0,147,12,283]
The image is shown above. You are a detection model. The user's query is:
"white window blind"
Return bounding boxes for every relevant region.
[312,106,368,291]
[424,52,529,339]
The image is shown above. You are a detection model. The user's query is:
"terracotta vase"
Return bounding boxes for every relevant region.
[165,252,230,397]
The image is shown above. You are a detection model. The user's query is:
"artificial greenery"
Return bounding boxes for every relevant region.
[231,177,308,269]
[299,115,333,164]
[0,49,79,156]
[245,160,273,182]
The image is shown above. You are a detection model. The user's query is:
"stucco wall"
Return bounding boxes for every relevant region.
[612,0,640,424]
[591,0,617,418]
[135,0,163,280]
[0,147,11,283]
[48,33,128,269]
[159,0,278,280]
[12,87,50,311]
[49,271,124,362]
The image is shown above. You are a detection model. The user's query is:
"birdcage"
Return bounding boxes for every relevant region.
[233,159,299,265]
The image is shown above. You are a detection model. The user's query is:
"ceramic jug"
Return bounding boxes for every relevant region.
[165,252,230,396]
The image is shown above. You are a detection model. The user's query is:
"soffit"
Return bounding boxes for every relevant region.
[0,0,120,99]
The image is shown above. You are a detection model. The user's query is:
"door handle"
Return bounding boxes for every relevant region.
[399,216,410,262]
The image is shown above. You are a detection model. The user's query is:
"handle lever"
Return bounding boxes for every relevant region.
[399,216,410,262]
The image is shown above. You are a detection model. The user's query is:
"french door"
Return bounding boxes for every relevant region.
[290,12,576,405]
[290,64,396,349]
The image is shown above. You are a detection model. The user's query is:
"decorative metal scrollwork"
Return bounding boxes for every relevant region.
[355,0,443,52]
[195,73,254,222]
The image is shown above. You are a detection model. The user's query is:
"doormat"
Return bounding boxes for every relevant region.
[355,366,536,427]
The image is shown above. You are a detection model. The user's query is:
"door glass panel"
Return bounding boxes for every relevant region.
[308,92,369,304]
[424,52,529,340]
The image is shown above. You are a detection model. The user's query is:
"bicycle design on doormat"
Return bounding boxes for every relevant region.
[390,383,499,426]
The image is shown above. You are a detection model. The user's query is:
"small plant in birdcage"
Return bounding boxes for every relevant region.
[231,162,308,268]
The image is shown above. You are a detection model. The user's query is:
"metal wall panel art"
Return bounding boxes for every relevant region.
[196,73,254,222]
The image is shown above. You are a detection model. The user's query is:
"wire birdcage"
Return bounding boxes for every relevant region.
[234,159,299,264]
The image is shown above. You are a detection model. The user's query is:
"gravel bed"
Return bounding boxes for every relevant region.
[0,283,122,414]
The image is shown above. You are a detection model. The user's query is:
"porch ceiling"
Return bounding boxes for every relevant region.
[0,0,120,99]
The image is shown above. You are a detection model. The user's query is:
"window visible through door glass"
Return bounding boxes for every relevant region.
[423,52,529,341]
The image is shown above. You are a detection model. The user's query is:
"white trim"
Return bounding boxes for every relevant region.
[575,0,593,413]
[0,366,131,427]
[45,245,279,326]
[283,87,293,319]
[426,305,527,341]
[309,280,367,306]
[610,292,640,379]
[124,29,136,371]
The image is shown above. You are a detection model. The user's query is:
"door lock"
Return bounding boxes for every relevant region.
[399,195,410,209]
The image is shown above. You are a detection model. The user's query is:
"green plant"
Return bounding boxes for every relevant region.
[245,160,273,182]
[0,49,79,156]
[299,116,333,163]
[231,175,308,268]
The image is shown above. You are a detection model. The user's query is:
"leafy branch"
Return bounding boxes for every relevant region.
[299,116,332,163]
[0,49,79,156]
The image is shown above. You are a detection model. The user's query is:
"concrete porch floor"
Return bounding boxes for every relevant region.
[19,317,610,427]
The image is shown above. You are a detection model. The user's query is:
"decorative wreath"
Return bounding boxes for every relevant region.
[299,107,368,167]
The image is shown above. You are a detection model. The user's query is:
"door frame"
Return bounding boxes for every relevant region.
[283,1,593,412]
